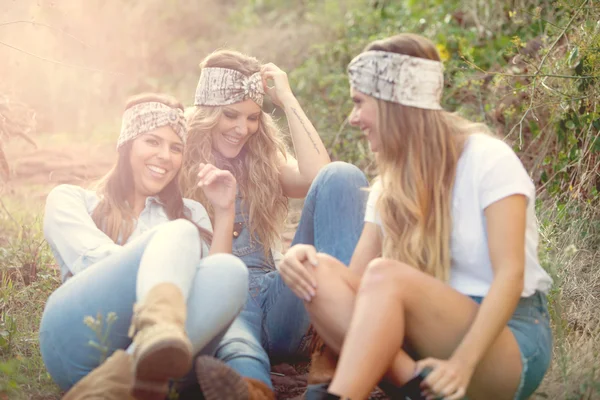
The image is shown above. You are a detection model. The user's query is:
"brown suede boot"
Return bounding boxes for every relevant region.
[195,355,276,400]
[128,283,193,399]
[62,350,134,400]
[307,334,338,385]
[245,377,276,400]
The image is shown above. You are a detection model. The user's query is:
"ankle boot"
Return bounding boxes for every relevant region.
[307,335,338,385]
[377,373,428,400]
[62,350,135,400]
[245,377,276,400]
[195,355,276,400]
[128,283,193,399]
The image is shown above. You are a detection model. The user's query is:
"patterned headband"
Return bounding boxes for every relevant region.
[194,67,264,107]
[117,102,187,149]
[347,50,444,110]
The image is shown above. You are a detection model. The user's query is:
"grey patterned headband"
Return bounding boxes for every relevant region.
[117,102,187,149]
[194,67,264,107]
[347,50,444,110]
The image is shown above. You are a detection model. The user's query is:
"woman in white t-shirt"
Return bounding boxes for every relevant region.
[278,33,553,400]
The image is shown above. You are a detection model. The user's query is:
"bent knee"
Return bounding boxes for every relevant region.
[319,161,363,178]
[203,253,248,277]
[362,258,416,292]
[309,253,360,296]
[313,253,347,281]
[201,254,248,302]
[314,161,367,188]
[162,219,200,242]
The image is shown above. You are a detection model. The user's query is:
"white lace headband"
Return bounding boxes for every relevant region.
[194,67,265,107]
[117,102,187,149]
[347,50,444,110]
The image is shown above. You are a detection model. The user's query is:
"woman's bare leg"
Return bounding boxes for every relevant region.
[305,255,417,386]
[325,258,522,400]
[304,254,360,353]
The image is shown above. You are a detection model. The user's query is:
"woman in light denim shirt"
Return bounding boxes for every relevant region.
[179,51,369,399]
[39,93,248,400]
[280,34,553,400]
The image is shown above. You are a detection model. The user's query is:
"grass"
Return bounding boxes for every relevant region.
[0,198,62,399]
[535,200,600,399]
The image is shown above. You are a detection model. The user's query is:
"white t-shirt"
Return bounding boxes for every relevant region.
[365,134,553,297]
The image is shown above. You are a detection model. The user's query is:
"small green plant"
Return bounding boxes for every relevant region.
[0,358,27,397]
[83,312,118,364]
[0,312,17,356]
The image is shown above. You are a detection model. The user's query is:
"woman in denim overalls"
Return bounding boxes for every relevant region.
[180,50,368,399]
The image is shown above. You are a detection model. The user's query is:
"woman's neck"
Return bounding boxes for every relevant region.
[213,149,244,179]
[130,193,148,217]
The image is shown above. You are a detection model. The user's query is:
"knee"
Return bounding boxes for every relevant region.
[312,253,344,284]
[361,258,415,294]
[201,254,248,304]
[163,219,200,242]
[307,253,357,311]
[313,161,368,190]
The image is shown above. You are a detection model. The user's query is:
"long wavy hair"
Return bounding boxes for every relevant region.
[368,34,487,281]
[181,50,288,254]
[92,93,212,244]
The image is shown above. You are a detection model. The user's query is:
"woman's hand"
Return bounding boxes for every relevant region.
[197,163,236,213]
[260,63,294,108]
[415,357,474,400]
[278,244,319,302]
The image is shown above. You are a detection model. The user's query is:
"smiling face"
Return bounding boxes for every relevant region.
[349,87,381,153]
[211,99,261,158]
[129,125,184,199]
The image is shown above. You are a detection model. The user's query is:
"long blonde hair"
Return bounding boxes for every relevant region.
[92,93,212,244]
[181,50,288,253]
[367,34,485,281]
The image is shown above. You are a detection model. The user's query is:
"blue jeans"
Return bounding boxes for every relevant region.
[215,162,369,388]
[39,219,248,391]
[471,291,552,400]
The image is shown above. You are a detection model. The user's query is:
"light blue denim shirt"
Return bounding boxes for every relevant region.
[43,184,212,282]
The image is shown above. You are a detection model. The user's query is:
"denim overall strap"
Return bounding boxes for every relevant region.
[232,192,275,270]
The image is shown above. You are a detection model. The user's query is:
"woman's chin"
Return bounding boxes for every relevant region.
[368,142,380,153]
[216,145,243,159]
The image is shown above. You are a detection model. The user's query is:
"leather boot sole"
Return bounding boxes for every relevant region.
[195,355,249,400]
[131,338,192,400]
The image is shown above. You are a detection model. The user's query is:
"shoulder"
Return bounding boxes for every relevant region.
[462,134,534,205]
[463,133,516,158]
[44,184,100,218]
[460,133,526,176]
[463,134,520,163]
[46,184,98,205]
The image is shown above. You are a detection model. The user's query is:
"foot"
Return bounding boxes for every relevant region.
[195,356,251,400]
[62,350,135,400]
